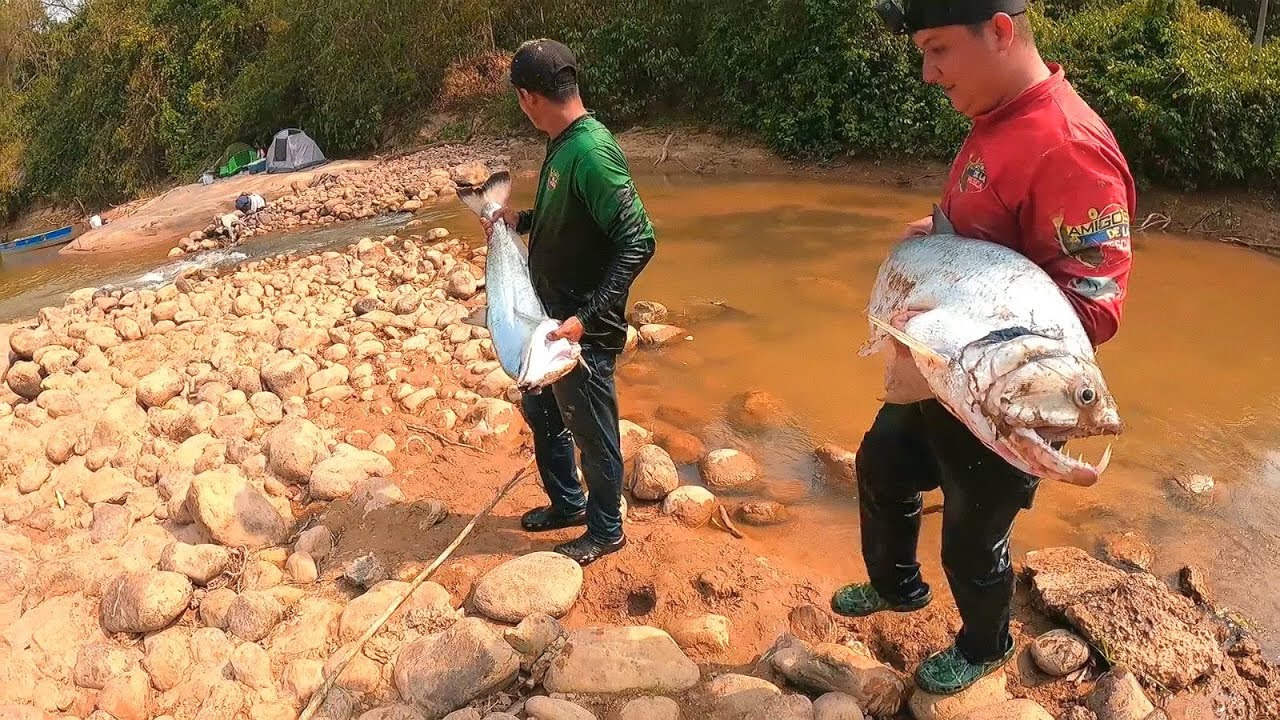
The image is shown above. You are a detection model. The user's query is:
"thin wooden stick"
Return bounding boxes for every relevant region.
[654,132,675,166]
[715,504,745,539]
[404,421,487,453]
[299,458,537,720]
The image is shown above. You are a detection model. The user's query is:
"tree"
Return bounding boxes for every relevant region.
[1257,0,1270,45]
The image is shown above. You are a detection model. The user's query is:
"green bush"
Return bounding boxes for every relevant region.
[1038,0,1280,188]
[1,0,1277,211]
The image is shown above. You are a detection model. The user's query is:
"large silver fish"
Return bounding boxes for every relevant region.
[457,171,581,391]
[861,206,1122,486]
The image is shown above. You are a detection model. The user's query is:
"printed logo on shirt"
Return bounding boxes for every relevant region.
[1053,204,1131,269]
[958,155,988,193]
[1069,276,1123,303]
[547,168,560,192]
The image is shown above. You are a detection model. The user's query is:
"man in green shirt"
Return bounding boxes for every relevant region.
[479,38,657,565]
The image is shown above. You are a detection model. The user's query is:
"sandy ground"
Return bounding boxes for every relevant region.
[57,160,374,255]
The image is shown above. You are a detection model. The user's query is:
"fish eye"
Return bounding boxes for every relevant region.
[1075,387,1097,406]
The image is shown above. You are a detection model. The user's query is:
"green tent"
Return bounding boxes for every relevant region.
[216,142,256,178]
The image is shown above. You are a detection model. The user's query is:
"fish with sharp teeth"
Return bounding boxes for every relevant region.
[862,205,1123,486]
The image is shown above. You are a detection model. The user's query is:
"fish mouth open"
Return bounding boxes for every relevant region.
[1007,426,1114,487]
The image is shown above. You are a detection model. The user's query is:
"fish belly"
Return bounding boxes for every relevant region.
[486,226,546,379]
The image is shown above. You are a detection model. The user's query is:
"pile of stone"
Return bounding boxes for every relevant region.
[171,142,512,256]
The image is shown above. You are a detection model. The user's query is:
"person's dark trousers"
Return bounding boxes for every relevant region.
[856,399,1040,663]
[519,346,625,544]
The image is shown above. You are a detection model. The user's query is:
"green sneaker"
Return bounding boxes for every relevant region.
[830,582,932,618]
[914,641,1015,695]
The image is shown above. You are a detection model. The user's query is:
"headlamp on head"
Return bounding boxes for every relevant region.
[874,0,1030,35]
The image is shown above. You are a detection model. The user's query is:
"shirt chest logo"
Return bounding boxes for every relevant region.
[1054,204,1131,269]
[957,155,988,193]
[547,168,560,192]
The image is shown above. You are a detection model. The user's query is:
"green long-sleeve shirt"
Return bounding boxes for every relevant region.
[514,113,656,353]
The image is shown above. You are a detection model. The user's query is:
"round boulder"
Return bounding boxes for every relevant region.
[1030,630,1091,677]
[629,445,679,500]
[698,449,759,492]
[100,571,193,633]
[472,552,584,623]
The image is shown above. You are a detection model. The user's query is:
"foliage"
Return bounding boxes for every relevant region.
[0,0,1277,214]
[1037,0,1280,187]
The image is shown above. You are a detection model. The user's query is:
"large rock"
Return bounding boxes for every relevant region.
[310,444,394,500]
[627,301,668,326]
[768,635,905,718]
[725,390,788,432]
[185,466,290,549]
[1025,547,1223,690]
[543,626,700,695]
[74,642,142,689]
[1030,630,1090,677]
[261,355,315,400]
[472,552,584,623]
[619,420,652,461]
[226,591,284,642]
[698,450,759,492]
[339,580,456,643]
[99,571,193,633]
[667,614,731,655]
[137,368,184,408]
[1085,667,1156,720]
[699,674,781,720]
[6,361,43,399]
[662,486,717,526]
[629,445,679,500]
[160,543,232,586]
[908,671,1009,720]
[955,700,1054,720]
[264,418,329,482]
[812,692,864,720]
[617,697,681,720]
[524,697,596,720]
[393,618,520,717]
[814,444,856,488]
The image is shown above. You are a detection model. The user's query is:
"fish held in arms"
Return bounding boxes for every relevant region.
[861,205,1122,487]
[457,171,582,391]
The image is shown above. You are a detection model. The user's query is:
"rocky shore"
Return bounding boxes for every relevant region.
[2,207,1279,719]
[170,143,510,257]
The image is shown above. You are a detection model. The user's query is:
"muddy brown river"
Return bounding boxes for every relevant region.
[4,169,1279,657]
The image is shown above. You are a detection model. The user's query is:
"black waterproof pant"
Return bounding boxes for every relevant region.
[519,347,625,544]
[857,399,1042,663]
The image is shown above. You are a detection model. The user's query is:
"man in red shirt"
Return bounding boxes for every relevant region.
[831,0,1135,696]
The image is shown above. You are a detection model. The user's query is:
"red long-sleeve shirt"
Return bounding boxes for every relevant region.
[940,62,1136,347]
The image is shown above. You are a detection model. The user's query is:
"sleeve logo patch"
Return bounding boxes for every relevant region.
[547,168,560,192]
[1054,204,1131,269]
[958,155,988,193]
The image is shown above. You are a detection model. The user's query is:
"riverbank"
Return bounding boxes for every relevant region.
[6,121,1278,261]
[2,174,1278,720]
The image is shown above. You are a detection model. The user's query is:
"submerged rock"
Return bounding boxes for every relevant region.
[698,449,759,492]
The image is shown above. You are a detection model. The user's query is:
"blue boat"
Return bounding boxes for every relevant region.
[0,225,75,255]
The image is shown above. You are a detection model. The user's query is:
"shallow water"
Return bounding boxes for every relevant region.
[4,169,1280,657]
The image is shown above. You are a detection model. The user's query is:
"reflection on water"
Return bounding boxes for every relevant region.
[4,169,1280,657]
[542,172,1280,658]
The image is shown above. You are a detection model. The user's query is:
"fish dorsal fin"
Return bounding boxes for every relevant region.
[456,171,512,218]
[931,204,955,235]
[868,314,947,365]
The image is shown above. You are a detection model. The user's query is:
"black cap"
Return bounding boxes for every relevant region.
[510,38,579,95]
[875,0,1029,34]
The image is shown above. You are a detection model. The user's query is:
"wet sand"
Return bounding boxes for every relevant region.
[58,159,373,255]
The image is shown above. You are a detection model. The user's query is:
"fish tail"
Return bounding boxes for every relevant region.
[456,171,512,217]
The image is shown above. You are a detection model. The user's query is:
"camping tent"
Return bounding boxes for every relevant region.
[216,142,256,178]
[266,128,327,174]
